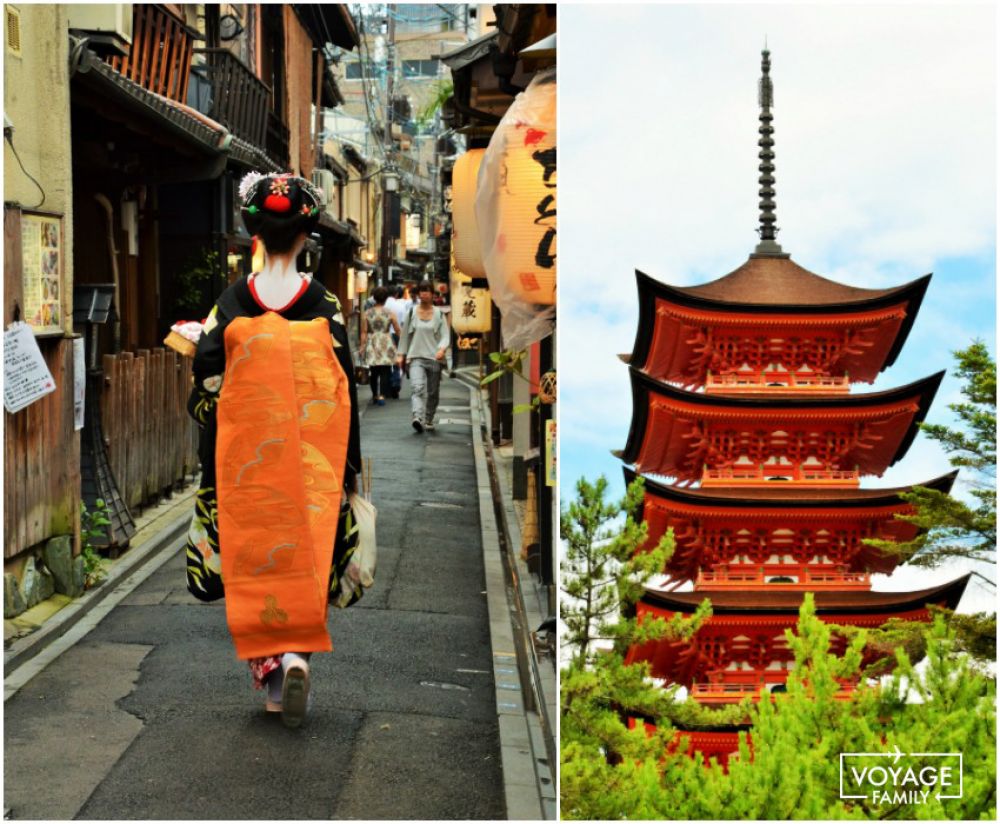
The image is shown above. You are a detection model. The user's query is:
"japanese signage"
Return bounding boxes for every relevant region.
[4,322,57,414]
[545,419,556,488]
[530,144,556,272]
[19,212,64,335]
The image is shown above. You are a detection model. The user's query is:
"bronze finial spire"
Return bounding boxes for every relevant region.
[752,47,789,258]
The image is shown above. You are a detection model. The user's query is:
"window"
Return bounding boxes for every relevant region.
[344,61,364,80]
[402,59,441,78]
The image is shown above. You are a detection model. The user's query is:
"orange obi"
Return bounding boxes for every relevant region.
[215,313,351,659]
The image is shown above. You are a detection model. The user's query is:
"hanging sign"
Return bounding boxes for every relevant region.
[20,212,64,335]
[545,419,556,488]
[4,322,57,414]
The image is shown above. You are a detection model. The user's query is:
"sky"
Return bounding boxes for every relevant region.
[558,4,996,612]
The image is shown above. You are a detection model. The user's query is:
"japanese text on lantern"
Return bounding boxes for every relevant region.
[532,147,556,269]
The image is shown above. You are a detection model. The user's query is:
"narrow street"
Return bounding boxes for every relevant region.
[3,375,507,820]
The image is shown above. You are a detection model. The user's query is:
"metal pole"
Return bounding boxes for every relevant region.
[380,4,396,287]
[538,333,554,587]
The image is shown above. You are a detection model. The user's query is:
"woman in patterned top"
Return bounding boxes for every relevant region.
[360,286,400,406]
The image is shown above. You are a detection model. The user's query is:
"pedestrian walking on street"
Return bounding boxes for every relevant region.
[396,280,450,433]
[387,285,410,399]
[182,171,364,729]
[360,286,400,406]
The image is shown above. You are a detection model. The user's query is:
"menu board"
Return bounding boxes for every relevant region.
[20,212,63,335]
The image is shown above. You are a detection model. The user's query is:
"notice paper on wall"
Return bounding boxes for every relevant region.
[73,336,85,430]
[4,321,57,415]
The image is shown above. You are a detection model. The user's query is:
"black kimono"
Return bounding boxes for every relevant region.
[184,276,362,605]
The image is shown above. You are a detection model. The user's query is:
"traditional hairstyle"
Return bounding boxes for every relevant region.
[239,172,325,254]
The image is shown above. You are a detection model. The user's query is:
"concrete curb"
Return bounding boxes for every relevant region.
[3,505,191,697]
[466,377,555,820]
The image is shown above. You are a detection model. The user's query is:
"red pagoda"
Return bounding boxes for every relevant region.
[620,49,969,764]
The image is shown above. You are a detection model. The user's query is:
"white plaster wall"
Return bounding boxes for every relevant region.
[3,3,74,334]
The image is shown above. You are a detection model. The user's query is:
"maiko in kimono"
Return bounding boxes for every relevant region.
[181,172,362,728]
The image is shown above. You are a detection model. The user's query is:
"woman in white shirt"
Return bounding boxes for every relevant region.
[396,280,450,432]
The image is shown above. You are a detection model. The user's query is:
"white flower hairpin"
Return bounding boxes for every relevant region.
[238,171,266,203]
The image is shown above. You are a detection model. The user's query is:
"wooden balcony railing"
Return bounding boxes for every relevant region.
[192,48,270,147]
[705,371,850,395]
[701,465,860,487]
[107,4,194,103]
[696,565,871,590]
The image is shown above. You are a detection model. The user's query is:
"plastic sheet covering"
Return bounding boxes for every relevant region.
[475,67,556,350]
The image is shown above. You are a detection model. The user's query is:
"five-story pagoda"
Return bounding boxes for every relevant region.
[620,49,969,764]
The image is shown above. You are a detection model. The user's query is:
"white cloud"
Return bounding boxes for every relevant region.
[559,5,994,304]
[557,5,995,615]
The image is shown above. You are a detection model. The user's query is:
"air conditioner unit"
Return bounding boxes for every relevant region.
[311,169,336,206]
[67,4,133,56]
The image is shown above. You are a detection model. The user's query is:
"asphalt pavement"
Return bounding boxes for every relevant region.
[3,373,507,820]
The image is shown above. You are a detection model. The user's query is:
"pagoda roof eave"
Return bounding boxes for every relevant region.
[620,367,944,467]
[634,266,932,313]
[639,574,970,615]
[628,268,931,371]
[622,466,959,509]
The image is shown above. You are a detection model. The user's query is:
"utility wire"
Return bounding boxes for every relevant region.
[4,132,45,209]
[352,5,391,163]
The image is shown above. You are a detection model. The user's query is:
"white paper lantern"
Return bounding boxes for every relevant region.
[452,149,486,278]
[451,270,492,334]
[493,124,556,305]
[474,69,556,349]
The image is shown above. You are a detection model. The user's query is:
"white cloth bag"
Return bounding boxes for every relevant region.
[335,491,377,607]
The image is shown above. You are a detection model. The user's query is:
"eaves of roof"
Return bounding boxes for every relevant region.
[623,465,959,509]
[74,51,226,155]
[440,30,498,71]
[641,574,971,614]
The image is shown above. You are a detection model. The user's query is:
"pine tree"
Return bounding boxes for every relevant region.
[560,476,738,819]
[865,341,996,661]
[560,517,997,820]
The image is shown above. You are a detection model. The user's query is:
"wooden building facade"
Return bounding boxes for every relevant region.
[4,4,361,609]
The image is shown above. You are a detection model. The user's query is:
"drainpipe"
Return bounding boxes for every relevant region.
[93,193,122,354]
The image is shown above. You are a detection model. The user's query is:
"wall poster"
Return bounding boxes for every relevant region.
[20,211,64,335]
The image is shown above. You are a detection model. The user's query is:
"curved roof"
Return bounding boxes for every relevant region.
[630,266,931,376]
[621,368,944,474]
[640,574,970,615]
[662,258,930,307]
[623,466,958,508]
[624,467,956,580]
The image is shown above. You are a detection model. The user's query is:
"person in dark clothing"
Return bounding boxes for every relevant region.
[183,172,363,729]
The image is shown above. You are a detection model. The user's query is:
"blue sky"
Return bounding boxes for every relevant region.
[558,5,995,611]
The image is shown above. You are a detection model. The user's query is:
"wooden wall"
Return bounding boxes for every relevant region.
[4,207,81,560]
[101,348,200,511]
[3,338,81,560]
